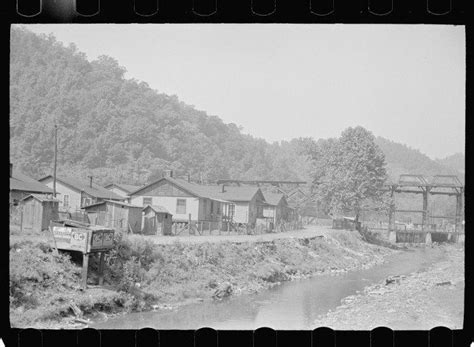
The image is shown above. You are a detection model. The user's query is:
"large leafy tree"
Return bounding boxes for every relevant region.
[309,126,389,221]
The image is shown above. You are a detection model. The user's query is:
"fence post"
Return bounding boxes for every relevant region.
[98,252,105,286]
[82,253,89,290]
[20,207,23,233]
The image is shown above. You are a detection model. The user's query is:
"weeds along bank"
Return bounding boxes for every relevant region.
[10,229,395,328]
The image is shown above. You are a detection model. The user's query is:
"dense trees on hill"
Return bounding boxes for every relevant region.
[10,26,312,185]
[10,25,462,202]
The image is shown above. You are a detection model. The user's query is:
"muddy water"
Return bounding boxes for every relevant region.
[91,246,447,330]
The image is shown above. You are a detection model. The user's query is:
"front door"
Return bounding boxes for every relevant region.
[144,214,156,235]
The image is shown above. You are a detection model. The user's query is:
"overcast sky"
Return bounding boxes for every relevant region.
[21,24,465,159]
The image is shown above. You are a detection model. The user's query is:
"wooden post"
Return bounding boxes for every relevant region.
[20,207,23,233]
[48,224,59,256]
[82,253,89,290]
[200,221,203,235]
[188,214,192,235]
[53,124,58,198]
[455,190,463,233]
[422,189,429,231]
[208,221,211,235]
[98,252,105,286]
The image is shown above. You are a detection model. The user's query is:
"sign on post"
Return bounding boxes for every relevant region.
[51,226,114,253]
[51,223,115,290]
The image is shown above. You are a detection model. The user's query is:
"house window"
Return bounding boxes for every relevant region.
[63,195,69,208]
[82,197,92,207]
[229,204,235,217]
[143,197,152,206]
[176,199,186,214]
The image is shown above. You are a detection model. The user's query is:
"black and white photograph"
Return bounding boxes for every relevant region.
[9,24,465,330]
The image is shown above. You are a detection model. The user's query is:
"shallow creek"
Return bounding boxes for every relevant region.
[91,246,447,330]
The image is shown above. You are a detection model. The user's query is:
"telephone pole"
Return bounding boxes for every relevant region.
[53,124,58,198]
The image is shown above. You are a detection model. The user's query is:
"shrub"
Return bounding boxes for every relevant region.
[9,244,80,308]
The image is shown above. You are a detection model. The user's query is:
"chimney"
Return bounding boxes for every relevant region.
[187,173,191,182]
[10,163,12,178]
[163,170,173,178]
[88,175,93,188]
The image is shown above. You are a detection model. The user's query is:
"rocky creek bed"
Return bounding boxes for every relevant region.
[312,243,464,330]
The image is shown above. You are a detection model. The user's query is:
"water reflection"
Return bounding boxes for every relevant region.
[92,247,446,330]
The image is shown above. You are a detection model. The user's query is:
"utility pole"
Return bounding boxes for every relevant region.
[53,124,58,198]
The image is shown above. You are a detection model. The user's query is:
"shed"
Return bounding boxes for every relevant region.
[20,194,59,232]
[82,200,143,233]
[142,205,173,236]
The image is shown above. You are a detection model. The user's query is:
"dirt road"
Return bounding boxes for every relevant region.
[127,224,332,245]
[312,243,464,330]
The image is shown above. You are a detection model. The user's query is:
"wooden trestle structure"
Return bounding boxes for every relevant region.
[383,174,464,233]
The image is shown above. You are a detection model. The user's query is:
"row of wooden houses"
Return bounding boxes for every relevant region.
[10,166,296,235]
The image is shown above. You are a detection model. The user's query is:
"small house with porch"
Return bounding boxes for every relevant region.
[20,194,59,232]
[128,172,232,223]
[141,205,173,235]
[211,185,266,226]
[262,192,293,225]
[39,175,124,212]
[82,200,143,233]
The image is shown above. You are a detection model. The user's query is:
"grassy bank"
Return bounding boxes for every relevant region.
[10,228,396,328]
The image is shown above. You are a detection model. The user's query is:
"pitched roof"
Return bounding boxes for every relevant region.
[143,204,172,215]
[208,185,261,202]
[104,183,142,194]
[129,177,261,202]
[39,175,124,200]
[20,193,60,203]
[10,169,54,194]
[83,199,142,209]
[262,192,285,206]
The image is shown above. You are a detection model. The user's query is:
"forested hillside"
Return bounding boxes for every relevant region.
[10,26,463,188]
[436,153,465,176]
[374,137,463,181]
[10,26,312,185]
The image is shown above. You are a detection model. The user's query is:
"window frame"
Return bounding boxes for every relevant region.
[143,197,153,206]
[63,194,69,208]
[176,198,187,214]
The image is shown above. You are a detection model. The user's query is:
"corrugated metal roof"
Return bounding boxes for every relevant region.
[10,169,54,194]
[143,204,172,214]
[40,175,124,200]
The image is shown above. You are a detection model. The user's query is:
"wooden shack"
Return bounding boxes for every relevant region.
[142,205,173,235]
[82,200,142,233]
[20,194,59,232]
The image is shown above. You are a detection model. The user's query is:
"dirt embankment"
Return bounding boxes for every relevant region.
[312,243,464,330]
[10,228,396,329]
